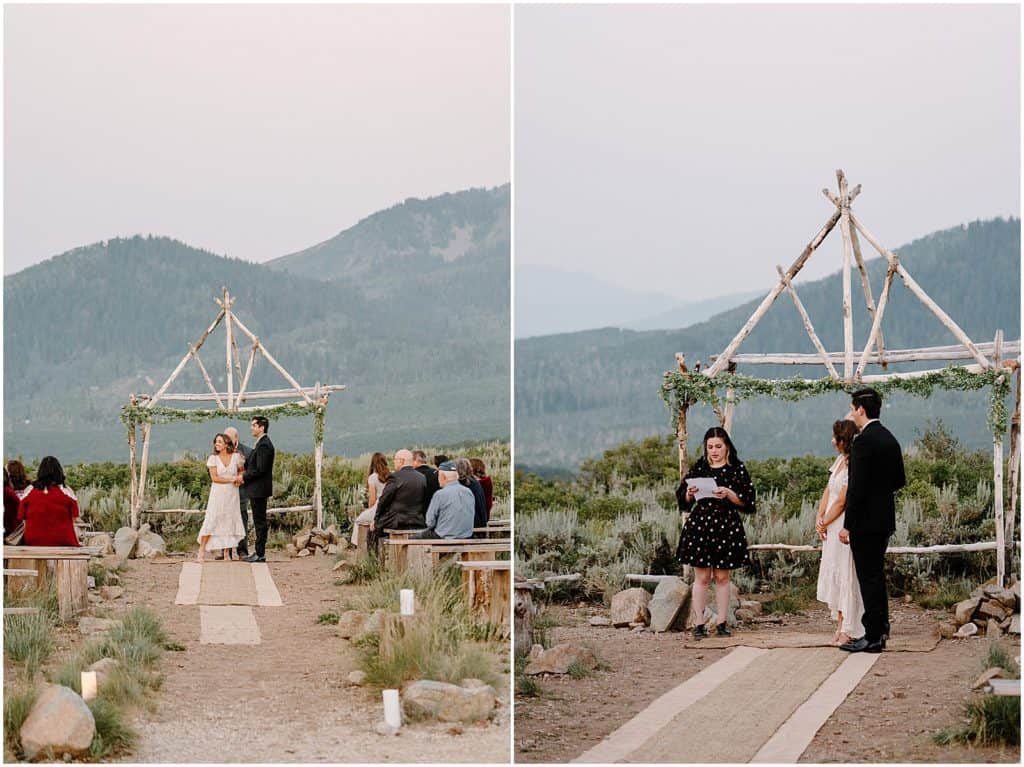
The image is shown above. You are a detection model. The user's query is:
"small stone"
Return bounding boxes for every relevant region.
[284,544,298,557]
[937,622,957,639]
[374,721,400,736]
[86,576,96,589]
[100,585,124,601]
[610,588,652,627]
[295,532,312,550]
[528,644,544,661]
[628,621,645,629]
[324,524,340,544]
[113,527,139,559]
[589,616,612,627]
[955,622,979,638]
[735,608,756,623]
[892,690,906,699]
[972,667,1005,690]
[63,752,72,762]
[987,618,1003,637]
[310,534,328,548]
[1009,614,1020,635]
[649,577,690,633]
[992,589,1017,611]
[19,684,96,760]
[903,594,913,603]
[135,529,166,558]
[336,611,368,640]
[631,625,645,633]
[86,657,120,689]
[297,549,312,558]
[332,560,348,572]
[953,597,981,626]
[739,600,763,615]
[347,670,367,686]
[326,544,340,555]
[524,643,599,675]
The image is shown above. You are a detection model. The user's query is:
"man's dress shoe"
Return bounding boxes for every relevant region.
[840,636,885,653]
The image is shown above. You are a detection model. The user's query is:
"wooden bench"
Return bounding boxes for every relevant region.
[4,545,102,621]
[458,560,511,628]
[383,537,511,574]
[474,525,511,539]
[427,542,511,569]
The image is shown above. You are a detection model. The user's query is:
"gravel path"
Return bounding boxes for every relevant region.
[116,554,511,763]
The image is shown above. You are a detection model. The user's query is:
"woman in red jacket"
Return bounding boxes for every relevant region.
[4,469,21,535]
[19,456,80,547]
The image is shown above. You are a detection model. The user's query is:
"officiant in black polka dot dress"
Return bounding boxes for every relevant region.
[675,426,757,639]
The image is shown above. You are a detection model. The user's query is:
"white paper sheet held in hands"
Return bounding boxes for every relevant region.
[685,477,719,500]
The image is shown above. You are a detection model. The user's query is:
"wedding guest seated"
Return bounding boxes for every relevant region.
[19,456,80,547]
[432,454,450,468]
[412,461,475,540]
[4,469,21,535]
[412,450,440,504]
[456,458,488,528]
[7,460,33,500]
[372,449,427,547]
[470,458,494,515]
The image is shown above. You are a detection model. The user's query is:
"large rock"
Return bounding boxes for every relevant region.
[86,658,120,689]
[1009,614,1021,635]
[19,684,96,760]
[78,617,117,636]
[81,532,113,555]
[954,597,981,626]
[739,600,763,615]
[987,618,1003,637]
[402,680,495,722]
[588,616,612,627]
[978,601,1008,622]
[99,585,124,601]
[135,525,166,558]
[524,643,599,675]
[610,588,652,627]
[649,578,690,633]
[992,589,1017,612]
[112,527,138,559]
[336,611,368,640]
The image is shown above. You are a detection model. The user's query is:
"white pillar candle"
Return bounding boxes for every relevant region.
[399,589,415,616]
[382,689,402,728]
[81,671,98,701]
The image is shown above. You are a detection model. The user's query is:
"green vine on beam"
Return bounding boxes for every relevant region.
[660,366,1011,436]
[121,401,328,445]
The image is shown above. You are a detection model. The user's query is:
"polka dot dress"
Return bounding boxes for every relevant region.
[675,460,757,570]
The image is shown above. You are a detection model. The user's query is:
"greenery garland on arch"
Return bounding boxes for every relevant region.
[121,402,328,444]
[660,365,1012,436]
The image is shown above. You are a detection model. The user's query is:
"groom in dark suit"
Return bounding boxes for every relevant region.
[238,416,275,563]
[839,387,906,653]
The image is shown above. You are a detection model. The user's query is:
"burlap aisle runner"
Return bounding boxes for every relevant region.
[680,630,939,652]
[199,605,261,645]
[174,562,261,606]
[627,647,845,763]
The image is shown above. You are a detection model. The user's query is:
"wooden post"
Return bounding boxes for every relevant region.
[134,422,152,529]
[675,354,691,477]
[837,171,855,381]
[313,385,324,529]
[236,344,258,405]
[514,583,537,657]
[191,346,225,408]
[776,265,839,379]
[706,209,842,376]
[127,413,138,518]
[148,308,225,407]
[224,291,235,411]
[1007,364,1021,574]
[850,213,990,369]
[849,223,887,366]
[994,331,1005,588]
[856,263,897,378]
[723,362,737,433]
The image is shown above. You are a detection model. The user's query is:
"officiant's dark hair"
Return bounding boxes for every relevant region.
[701,426,739,465]
[851,387,882,419]
[832,420,858,454]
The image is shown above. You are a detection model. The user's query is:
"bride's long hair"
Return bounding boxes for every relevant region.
[832,420,857,456]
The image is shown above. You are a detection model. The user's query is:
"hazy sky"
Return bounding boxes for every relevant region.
[516,4,1020,298]
[4,4,510,274]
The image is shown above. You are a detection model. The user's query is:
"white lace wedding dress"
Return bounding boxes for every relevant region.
[815,455,866,638]
[198,453,246,551]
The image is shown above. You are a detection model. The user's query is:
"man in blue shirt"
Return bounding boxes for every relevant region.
[412,460,475,540]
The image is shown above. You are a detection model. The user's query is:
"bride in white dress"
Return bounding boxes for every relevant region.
[197,434,246,562]
[815,419,865,645]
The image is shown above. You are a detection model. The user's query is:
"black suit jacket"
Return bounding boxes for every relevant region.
[845,421,906,536]
[242,435,275,499]
[415,464,440,504]
[374,466,427,530]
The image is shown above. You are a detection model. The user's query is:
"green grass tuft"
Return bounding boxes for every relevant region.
[87,698,137,759]
[3,685,38,758]
[317,612,340,625]
[933,638,1021,746]
[915,578,974,610]
[3,613,54,672]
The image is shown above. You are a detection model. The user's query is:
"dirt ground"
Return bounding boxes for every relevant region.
[106,552,511,763]
[515,599,1021,764]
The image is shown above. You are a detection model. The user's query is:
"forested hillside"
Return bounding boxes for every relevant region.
[4,186,510,461]
[515,218,1020,470]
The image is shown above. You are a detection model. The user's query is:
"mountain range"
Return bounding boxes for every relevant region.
[515,218,1021,471]
[4,185,510,462]
[514,264,762,338]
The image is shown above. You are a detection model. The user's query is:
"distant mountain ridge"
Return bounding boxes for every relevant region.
[515,218,1021,470]
[4,185,510,462]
